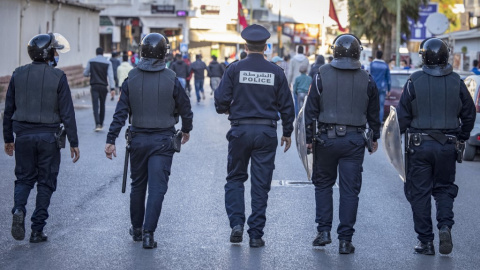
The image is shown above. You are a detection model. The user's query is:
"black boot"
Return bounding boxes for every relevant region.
[439,226,453,255]
[129,226,142,242]
[414,241,435,255]
[249,238,265,248]
[339,240,355,254]
[11,209,25,241]
[143,231,157,249]
[230,225,244,243]
[30,230,48,243]
[312,231,331,246]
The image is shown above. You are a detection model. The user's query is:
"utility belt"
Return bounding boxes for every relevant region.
[230,118,277,128]
[318,124,363,138]
[407,132,464,163]
[129,128,182,152]
[408,133,457,147]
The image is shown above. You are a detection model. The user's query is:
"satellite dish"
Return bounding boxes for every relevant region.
[425,12,449,35]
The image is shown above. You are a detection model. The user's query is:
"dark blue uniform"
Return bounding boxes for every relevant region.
[214,52,295,240]
[3,64,79,233]
[304,73,380,242]
[397,79,475,244]
[106,74,192,232]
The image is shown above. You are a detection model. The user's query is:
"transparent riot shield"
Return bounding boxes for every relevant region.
[381,106,406,181]
[295,95,313,180]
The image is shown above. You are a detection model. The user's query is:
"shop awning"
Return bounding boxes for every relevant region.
[190,30,244,44]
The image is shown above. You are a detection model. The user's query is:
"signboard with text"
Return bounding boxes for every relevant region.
[408,3,438,41]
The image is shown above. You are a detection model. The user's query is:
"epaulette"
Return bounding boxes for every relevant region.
[226,60,239,69]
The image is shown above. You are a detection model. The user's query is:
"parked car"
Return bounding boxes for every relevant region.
[462,75,480,161]
[383,69,419,120]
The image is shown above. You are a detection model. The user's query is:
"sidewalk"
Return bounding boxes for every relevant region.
[0,86,90,120]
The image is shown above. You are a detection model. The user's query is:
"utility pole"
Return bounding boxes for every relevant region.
[396,0,401,67]
[278,1,282,57]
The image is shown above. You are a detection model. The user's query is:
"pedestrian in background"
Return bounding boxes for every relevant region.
[183,54,193,97]
[309,55,325,78]
[190,54,208,103]
[396,38,476,256]
[110,51,121,101]
[293,65,312,111]
[170,53,190,91]
[84,47,115,131]
[105,33,193,249]
[305,34,380,254]
[471,60,480,75]
[117,53,133,93]
[240,51,247,60]
[208,55,225,95]
[3,33,80,243]
[370,50,391,123]
[288,46,310,116]
[214,24,295,248]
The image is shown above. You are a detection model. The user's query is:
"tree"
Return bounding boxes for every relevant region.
[348,0,427,63]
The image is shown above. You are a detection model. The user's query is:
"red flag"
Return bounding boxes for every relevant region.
[238,0,248,30]
[329,0,346,32]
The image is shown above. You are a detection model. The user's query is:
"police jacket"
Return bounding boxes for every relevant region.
[170,59,190,79]
[3,61,79,147]
[397,70,476,141]
[83,55,115,88]
[106,58,193,145]
[214,53,295,137]
[208,60,225,78]
[305,64,381,144]
[190,60,208,80]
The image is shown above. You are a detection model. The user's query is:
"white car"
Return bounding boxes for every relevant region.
[463,75,480,161]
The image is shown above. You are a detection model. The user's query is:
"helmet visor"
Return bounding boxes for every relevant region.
[51,33,70,53]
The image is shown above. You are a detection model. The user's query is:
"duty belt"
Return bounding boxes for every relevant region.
[319,124,363,134]
[230,118,277,128]
[410,133,457,146]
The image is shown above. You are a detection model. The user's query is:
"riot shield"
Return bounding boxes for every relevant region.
[381,106,406,182]
[295,95,313,180]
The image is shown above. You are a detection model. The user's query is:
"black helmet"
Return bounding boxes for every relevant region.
[419,38,452,76]
[330,34,363,70]
[27,33,70,64]
[140,33,169,59]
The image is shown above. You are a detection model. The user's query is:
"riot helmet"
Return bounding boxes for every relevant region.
[140,33,169,59]
[419,38,452,76]
[330,34,363,70]
[28,33,70,66]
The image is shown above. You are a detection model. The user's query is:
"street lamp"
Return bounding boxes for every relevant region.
[278,0,283,57]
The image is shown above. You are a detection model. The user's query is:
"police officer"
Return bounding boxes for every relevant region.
[104,33,193,249]
[304,34,380,254]
[3,33,80,243]
[396,38,476,255]
[214,24,295,248]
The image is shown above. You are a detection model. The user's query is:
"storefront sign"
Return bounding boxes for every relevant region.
[151,5,175,14]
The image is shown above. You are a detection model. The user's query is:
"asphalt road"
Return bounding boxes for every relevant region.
[0,84,479,270]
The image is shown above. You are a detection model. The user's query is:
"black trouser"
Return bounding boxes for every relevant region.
[225,124,277,239]
[312,132,365,241]
[129,131,175,232]
[90,85,108,126]
[12,132,61,232]
[404,140,458,242]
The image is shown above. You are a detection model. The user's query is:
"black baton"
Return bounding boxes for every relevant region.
[122,127,132,193]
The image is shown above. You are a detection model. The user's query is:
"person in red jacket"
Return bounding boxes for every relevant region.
[183,54,193,97]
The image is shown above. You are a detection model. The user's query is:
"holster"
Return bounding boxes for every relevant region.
[172,130,183,153]
[362,128,373,152]
[456,140,465,163]
[54,126,66,149]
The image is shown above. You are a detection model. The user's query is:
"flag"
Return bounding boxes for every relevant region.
[329,0,346,32]
[238,0,248,30]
